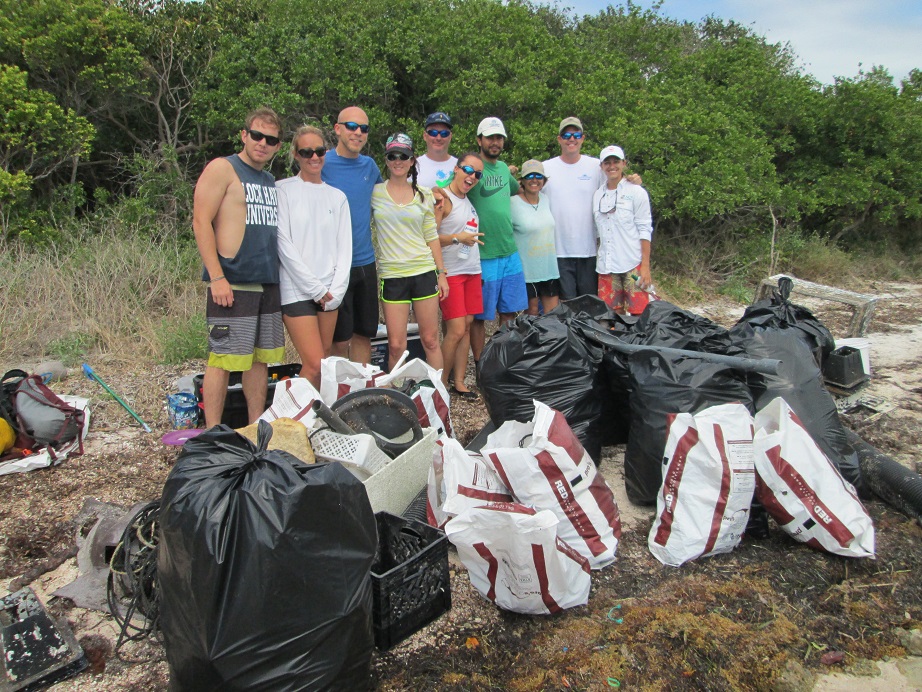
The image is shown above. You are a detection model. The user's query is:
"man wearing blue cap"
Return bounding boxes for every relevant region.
[417,112,457,189]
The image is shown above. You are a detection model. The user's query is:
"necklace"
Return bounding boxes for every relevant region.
[521,193,540,210]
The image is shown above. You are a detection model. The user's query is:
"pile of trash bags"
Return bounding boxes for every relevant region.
[477,278,865,507]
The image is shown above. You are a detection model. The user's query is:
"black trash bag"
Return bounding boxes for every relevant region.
[624,350,754,505]
[632,300,735,353]
[728,322,865,496]
[560,294,616,322]
[158,421,377,692]
[596,302,731,448]
[736,276,836,367]
[478,312,605,462]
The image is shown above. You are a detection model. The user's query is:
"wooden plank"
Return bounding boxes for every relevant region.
[754,274,879,338]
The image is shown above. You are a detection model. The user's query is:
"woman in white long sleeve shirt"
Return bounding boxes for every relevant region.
[277,125,352,386]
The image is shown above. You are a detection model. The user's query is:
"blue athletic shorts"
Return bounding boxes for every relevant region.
[476,253,528,320]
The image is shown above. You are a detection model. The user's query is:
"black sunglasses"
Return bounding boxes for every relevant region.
[246,128,281,146]
[386,152,411,161]
[523,173,546,180]
[297,147,326,159]
[338,121,370,134]
[457,164,483,179]
[426,129,451,138]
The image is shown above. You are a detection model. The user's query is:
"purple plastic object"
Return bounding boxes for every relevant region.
[161,429,204,446]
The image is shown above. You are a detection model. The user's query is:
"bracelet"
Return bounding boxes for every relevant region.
[210,275,225,283]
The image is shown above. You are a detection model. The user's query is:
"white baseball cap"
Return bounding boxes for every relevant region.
[599,145,626,161]
[477,117,507,138]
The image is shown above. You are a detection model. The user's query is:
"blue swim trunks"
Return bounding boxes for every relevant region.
[476,252,528,320]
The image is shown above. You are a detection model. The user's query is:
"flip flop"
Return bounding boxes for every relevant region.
[450,387,478,400]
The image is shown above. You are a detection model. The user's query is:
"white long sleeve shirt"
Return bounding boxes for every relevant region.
[276,177,352,310]
[593,178,653,275]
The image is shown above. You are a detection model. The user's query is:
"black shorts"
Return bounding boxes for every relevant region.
[282,299,323,317]
[526,278,561,300]
[381,271,439,303]
[333,262,379,342]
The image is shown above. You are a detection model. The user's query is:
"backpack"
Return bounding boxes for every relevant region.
[1,369,28,446]
[14,375,86,455]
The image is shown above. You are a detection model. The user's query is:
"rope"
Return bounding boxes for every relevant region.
[107,501,161,654]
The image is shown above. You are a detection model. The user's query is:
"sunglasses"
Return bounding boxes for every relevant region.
[523,173,546,180]
[426,129,451,138]
[598,190,618,214]
[386,152,411,161]
[297,147,326,159]
[560,131,584,140]
[457,164,483,179]
[246,129,281,146]
[338,121,370,134]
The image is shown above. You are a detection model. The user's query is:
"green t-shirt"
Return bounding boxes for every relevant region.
[468,159,520,260]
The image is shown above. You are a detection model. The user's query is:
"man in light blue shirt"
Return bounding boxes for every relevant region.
[321,106,383,364]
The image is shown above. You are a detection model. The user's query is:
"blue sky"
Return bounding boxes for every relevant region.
[555,0,920,86]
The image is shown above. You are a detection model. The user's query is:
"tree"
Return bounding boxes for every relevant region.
[0,65,94,241]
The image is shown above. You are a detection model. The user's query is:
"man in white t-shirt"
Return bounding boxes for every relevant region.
[416,112,458,189]
[542,116,604,300]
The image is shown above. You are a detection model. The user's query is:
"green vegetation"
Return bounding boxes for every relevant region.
[1,0,920,363]
[156,314,207,365]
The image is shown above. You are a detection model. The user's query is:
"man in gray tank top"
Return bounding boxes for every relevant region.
[193,107,286,428]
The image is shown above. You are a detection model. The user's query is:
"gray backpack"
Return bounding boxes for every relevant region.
[15,376,85,454]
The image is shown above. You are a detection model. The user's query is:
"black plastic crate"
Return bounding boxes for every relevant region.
[370,512,451,650]
[192,363,301,428]
[823,346,867,389]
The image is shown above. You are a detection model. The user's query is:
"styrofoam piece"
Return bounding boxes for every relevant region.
[836,337,871,374]
[363,428,437,515]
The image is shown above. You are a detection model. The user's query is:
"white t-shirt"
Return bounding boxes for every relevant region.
[276,177,353,309]
[438,188,481,276]
[416,154,458,189]
[542,155,603,257]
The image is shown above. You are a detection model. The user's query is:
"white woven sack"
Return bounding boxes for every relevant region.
[259,377,323,429]
[374,357,453,439]
[427,438,513,528]
[318,356,389,405]
[753,397,875,558]
[648,402,756,567]
[481,400,621,569]
[445,502,591,614]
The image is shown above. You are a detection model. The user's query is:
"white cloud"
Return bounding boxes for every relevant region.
[559,0,921,85]
[728,0,920,84]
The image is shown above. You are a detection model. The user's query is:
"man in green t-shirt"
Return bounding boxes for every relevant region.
[467,117,528,361]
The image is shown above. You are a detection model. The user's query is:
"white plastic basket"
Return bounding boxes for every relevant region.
[311,429,392,479]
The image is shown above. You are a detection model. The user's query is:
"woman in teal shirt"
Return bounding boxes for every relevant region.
[510,160,561,315]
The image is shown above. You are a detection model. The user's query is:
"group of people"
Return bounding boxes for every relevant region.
[193,106,654,427]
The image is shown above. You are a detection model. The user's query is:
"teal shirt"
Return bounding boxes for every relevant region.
[468,159,519,260]
[511,194,559,282]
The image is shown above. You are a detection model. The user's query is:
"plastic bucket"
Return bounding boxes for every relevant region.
[836,338,871,375]
[167,392,200,429]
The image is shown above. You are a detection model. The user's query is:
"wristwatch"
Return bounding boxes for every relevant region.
[451,236,460,245]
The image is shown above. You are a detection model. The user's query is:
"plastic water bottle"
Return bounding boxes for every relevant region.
[458,218,478,260]
[632,273,659,300]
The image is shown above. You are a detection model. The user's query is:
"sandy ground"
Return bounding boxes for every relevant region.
[2,281,921,690]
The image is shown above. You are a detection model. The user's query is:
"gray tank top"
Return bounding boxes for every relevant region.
[202,154,279,284]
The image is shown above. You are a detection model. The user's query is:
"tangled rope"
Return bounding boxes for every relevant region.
[107,501,161,653]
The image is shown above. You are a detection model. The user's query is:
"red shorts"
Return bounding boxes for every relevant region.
[598,270,650,315]
[440,273,483,320]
